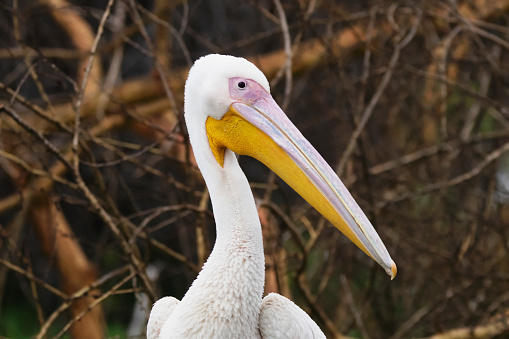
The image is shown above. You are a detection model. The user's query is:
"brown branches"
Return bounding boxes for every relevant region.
[1,0,509,338]
[45,0,103,96]
[30,195,104,338]
[419,312,509,339]
[336,7,422,176]
[377,141,509,208]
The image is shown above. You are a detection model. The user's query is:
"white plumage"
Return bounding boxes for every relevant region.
[260,294,325,338]
[147,54,395,338]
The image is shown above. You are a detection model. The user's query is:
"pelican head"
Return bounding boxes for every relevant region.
[184,54,396,279]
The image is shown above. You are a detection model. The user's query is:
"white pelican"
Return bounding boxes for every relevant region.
[147,54,396,339]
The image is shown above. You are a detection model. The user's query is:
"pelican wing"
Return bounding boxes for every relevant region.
[260,293,326,339]
[147,296,180,339]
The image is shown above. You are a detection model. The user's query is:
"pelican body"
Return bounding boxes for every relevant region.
[147,54,396,339]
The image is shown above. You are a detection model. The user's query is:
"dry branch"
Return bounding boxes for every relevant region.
[42,0,103,96]
[419,312,509,339]
[378,141,509,208]
[336,9,421,175]
[30,194,104,339]
[0,258,67,299]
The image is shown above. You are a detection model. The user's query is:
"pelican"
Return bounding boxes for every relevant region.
[147,54,396,338]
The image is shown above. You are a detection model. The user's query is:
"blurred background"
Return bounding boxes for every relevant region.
[1,0,509,338]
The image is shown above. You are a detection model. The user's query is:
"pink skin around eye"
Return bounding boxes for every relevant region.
[228,77,271,104]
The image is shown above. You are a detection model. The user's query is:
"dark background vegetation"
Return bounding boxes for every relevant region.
[1,0,509,338]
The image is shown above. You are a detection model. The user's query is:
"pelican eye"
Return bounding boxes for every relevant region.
[236,81,247,90]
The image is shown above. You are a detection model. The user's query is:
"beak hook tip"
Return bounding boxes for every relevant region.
[389,260,397,280]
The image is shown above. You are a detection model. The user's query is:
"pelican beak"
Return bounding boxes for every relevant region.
[205,79,396,279]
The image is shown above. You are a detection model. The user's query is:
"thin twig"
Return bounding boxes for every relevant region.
[336,9,422,176]
[35,265,130,339]
[369,130,509,175]
[340,274,371,339]
[1,105,73,171]
[273,0,293,111]
[0,258,68,299]
[126,0,179,116]
[53,270,136,339]
[72,0,115,159]
[378,141,509,208]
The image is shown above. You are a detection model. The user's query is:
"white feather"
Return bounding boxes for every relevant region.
[260,294,326,339]
[147,297,179,339]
